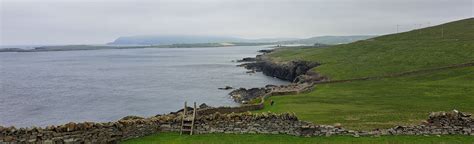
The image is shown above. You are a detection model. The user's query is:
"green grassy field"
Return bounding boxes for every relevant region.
[268,18,474,80]
[258,66,474,130]
[258,18,474,130]
[122,133,474,144]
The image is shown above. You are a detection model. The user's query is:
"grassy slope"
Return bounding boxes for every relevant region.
[258,67,474,130]
[268,18,474,80]
[259,18,474,130]
[122,133,474,144]
[125,19,474,143]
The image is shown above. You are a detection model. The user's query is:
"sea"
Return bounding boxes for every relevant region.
[0,46,288,127]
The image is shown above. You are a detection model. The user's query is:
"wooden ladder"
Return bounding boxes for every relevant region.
[180,101,196,135]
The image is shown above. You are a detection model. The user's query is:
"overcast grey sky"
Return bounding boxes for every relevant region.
[1,0,472,45]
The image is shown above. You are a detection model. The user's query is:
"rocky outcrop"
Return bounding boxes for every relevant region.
[236,57,257,62]
[229,88,271,103]
[230,49,326,103]
[243,59,321,83]
[218,86,233,90]
[228,83,317,104]
[199,103,211,109]
[258,49,274,54]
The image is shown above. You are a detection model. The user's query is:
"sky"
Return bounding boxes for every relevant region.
[0,0,473,45]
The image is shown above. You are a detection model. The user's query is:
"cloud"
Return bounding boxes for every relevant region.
[1,0,472,45]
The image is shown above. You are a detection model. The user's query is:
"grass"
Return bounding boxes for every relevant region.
[268,18,474,80]
[122,67,474,143]
[259,18,474,130]
[258,67,474,130]
[122,132,474,144]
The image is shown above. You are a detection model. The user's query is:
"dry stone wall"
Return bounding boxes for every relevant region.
[0,116,174,143]
[1,110,473,143]
[196,104,264,115]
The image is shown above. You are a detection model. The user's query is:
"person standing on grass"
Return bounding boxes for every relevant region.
[270,99,275,106]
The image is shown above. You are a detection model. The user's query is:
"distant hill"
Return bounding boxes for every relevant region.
[278,35,376,45]
[0,45,149,52]
[107,35,249,45]
[107,35,301,45]
[247,38,300,43]
[107,35,374,46]
[0,42,279,52]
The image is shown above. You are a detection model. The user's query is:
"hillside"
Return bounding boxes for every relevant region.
[259,66,474,129]
[278,35,376,45]
[255,18,474,130]
[268,18,474,80]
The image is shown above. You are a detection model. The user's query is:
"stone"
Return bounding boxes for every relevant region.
[3,136,14,142]
[236,57,257,63]
[28,139,36,143]
[43,140,54,144]
[65,122,77,132]
[199,103,211,109]
[353,134,360,138]
[218,86,234,90]
[64,138,75,144]
[229,88,270,103]
[120,115,144,121]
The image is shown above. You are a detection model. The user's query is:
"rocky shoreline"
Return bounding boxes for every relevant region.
[230,48,325,103]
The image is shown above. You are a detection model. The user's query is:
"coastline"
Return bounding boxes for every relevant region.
[0,43,274,53]
[0,46,289,127]
[229,48,323,104]
[0,46,315,128]
[2,47,474,143]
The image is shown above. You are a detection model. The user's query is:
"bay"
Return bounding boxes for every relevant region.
[0,46,288,127]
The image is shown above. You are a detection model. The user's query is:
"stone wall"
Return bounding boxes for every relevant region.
[194,112,309,135]
[0,115,177,143]
[194,110,474,137]
[1,110,473,143]
[196,104,264,115]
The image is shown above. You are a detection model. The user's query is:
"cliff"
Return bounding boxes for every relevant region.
[239,53,324,83]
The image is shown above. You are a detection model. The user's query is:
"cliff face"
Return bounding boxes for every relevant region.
[243,59,321,83]
[230,50,326,104]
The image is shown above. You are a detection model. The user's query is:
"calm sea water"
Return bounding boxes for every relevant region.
[0,46,288,127]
